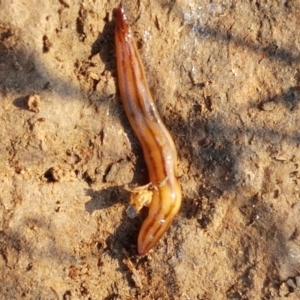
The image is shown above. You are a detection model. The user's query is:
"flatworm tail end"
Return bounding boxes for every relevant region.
[137,181,182,256]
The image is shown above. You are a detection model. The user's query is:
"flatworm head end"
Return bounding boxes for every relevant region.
[114,6,130,37]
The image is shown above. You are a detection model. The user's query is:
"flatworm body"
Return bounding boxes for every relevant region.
[115,7,182,255]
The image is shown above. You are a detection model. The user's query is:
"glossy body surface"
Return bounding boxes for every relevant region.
[114,7,182,255]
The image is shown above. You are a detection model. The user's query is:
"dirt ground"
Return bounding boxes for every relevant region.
[1,0,300,299]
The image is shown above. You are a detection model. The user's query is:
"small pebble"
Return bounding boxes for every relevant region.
[27,94,41,112]
[261,101,276,111]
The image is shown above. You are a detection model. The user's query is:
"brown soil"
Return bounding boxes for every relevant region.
[1,0,300,299]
